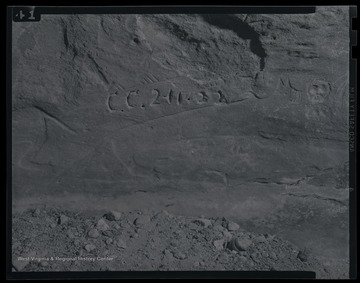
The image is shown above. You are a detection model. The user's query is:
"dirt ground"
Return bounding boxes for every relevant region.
[11,207,349,279]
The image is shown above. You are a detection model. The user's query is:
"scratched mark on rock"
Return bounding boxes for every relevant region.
[108,138,134,176]
[231,143,243,155]
[31,117,50,160]
[14,139,55,171]
[33,105,77,135]
[40,117,49,149]
[287,79,302,104]
[116,97,250,133]
[204,170,229,186]
[131,153,157,177]
[141,73,159,85]
[14,141,41,171]
[87,53,109,85]
[282,192,347,206]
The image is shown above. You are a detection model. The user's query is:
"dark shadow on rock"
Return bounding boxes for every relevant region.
[200,14,267,71]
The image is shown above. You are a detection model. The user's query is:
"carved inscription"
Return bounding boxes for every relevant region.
[196,91,209,104]
[307,80,331,104]
[277,77,331,105]
[126,90,139,108]
[107,80,233,113]
[150,89,161,105]
[279,77,303,104]
[106,75,331,113]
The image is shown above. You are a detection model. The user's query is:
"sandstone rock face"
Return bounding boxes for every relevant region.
[12,7,349,260]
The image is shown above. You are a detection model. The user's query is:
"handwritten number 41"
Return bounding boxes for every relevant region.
[14,9,37,21]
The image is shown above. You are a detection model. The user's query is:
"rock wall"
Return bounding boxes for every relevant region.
[12,8,350,257]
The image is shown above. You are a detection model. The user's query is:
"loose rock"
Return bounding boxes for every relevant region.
[214,224,225,232]
[96,219,110,231]
[67,230,75,239]
[223,230,233,240]
[88,228,100,238]
[112,223,121,230]
[269,251,277,260]
[58,215,69,225]
[162,210,173,217]
[227,221,240,231]
[192,218,212,228]
[102,230,113,237]
[297,249,309,262]
[104,211,122,221]
[134,215,151,226]
[228,237,253,251]
[213,239,225,250]
[11,206,347,278]
[40,261,49,267]
[13,241,21,250]
[255,235,267,243]
[116,239,127,249]
[84,244,96,252]
[12,251,36,271]
[172,250,186,260]
[163,249,172,256]
[32,208,41,217]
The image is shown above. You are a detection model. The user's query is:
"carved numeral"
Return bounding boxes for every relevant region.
[169,89,176,104]
[19,10,25,19]
[150,89,161,105]
[13,8,40,22]
[177,92,183,105]
[196,91,209,104]
[162,90,171,104]
[215,90,229,104]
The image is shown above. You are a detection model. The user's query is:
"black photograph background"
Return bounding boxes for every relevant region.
[6,6,357,279]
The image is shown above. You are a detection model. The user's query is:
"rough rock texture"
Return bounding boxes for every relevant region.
[12,7,350,275]
[11,208,349,278]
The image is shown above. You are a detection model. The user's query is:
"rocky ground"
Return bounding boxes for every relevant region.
[12,208,348,278]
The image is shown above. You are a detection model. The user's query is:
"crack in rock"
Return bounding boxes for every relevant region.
[283,193,347,206]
